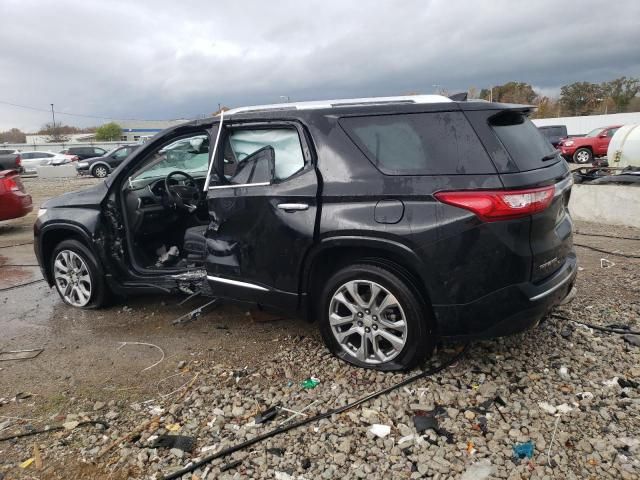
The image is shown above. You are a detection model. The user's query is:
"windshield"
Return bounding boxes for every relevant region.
[585,128,605,138]
[130,134,210,184]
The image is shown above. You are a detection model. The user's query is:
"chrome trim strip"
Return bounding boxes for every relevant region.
[529,272,573,301]
[277,203,309,211]
[207,275,269,291]
[209,182,270,190]
[204,110,224,191]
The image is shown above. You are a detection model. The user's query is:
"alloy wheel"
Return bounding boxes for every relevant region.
[94,166,108,178]
[53,250,92,307]
[575,150,591,163]
[328,280,407,365]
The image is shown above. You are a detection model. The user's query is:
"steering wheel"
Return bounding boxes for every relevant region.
[164,170,202,211]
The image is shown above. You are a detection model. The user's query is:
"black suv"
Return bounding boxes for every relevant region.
[60,146,108,160]
[35,95,576,370]
[76,145,138,178]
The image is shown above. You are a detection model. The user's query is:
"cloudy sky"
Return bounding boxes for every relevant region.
[1,0,639,131]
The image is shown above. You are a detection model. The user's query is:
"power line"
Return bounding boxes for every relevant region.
[0,99,194,123]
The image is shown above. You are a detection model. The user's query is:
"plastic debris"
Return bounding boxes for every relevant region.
[556,403,573,414]
[0,348,44,362]
[166,423,181,432]
[577,392,594,400]
[156,245,180,268]
[255,406,279,424]
[600,258,615,268]
[461,459,494,480]
[559,366,570,379]
[538,402,557,415]
[603,377,620,387]
[513,441,535,459]
[466,441,476,455]
[369,424,391,438]
[149,434,195,452]
[300,377,320,389]
[19,458,34,468]
[33,443,42,470]
[413,414,438,433]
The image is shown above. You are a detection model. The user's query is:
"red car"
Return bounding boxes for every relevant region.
[559,125,622,164]
[0,170,33,221]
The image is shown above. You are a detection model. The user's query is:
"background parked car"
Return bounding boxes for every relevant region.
[0,170,32,221]
[76,144,138,177]
[20,151,77,172]
[0,149,22,173]
[559,125,621,163]
[60,146,107,160]
[538,125,567,148]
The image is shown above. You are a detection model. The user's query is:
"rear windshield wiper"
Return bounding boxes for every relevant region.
[541,150,560,162]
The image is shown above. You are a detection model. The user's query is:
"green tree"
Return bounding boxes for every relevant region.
[602,76,640,113]
[95,122,122,141]
[559,82,604,116]
[479,82,538,104]
[531,96,558,119]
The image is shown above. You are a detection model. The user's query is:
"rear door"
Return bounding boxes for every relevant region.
[467,108,574,282]
[205,121,318,310]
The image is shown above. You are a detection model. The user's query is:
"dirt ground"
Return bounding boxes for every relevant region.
[1,176,639,479]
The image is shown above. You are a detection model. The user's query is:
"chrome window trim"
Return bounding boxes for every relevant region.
[208,182,270,190]
[203,110,224,191]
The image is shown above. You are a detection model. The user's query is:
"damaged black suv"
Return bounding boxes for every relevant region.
[35,95,577,370]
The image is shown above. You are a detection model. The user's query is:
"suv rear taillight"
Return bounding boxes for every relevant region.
[435,185,555,222]
[2,174,22,192]
[15,154,21,167]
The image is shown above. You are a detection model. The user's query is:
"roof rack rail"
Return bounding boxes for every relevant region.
[225,94,452,115]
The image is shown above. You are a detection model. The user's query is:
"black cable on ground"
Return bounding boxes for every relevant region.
[0,279,46,292]
[162,346,468,480]
[575,231,640,242]
[0,242,33,249]
[574,243,640,259]
[552,313,640,335]
[0,420,109,442]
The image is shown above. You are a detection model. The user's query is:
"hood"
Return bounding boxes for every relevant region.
[83,155,109,163]
[42,181,108,209]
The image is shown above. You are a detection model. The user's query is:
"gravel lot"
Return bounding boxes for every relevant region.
[0,177,639,479]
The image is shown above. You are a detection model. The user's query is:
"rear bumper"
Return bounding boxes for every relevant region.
[0,192,32,221]
[435,252,577,340]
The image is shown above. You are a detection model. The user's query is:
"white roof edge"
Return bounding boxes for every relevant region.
[225,94,452,115]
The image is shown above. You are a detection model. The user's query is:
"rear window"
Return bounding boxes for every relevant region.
[490,111,558,171]
[339,112,495,175]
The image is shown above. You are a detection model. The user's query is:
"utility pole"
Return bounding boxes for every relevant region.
[489,87,493,103]
[50,103,57,140]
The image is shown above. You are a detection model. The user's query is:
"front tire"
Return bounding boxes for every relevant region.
[573,148,593,164]
[318,263,434,371]
[51,239,109,309]
[92,164,109,178]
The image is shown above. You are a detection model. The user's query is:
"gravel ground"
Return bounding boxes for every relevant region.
[0,178,639,479]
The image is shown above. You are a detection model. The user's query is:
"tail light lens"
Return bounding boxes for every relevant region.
[15,154,21,167]
[2,174,22,192]
[435,185,555,222]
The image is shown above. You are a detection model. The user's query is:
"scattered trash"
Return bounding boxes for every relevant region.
[603,377,620,387]
[461,459,494,480]
[278,400,320,426]
[413,414,438,433]
[622,334,640,347]
[513,441,535,460]
[577,392,594,400]
[300,377,320,389]
[600,258,615,268]
[148,435,195,452]
[398,434,415,448]
[369,424,391,438]
[19,457,34,469]
[255,406,279,424]
[116,342,165,373]
[172,298,220,325]
[97,416,157,458]
[559,366,570,379]
[14,392,32,400]
[166,423,181,432]
[155,245,180,268]
[474,416,489,435]
[0,348,44,362]
[466,441,476,455]
[618,377,639,389]
[33,443,42,470]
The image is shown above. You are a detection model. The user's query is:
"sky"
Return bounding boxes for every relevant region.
[1,0,639,132]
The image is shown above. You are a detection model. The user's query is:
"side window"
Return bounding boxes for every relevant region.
[607,128,619,137]
[222,128,305,183]
[94,148,105,155]
[113,148,130,159]
[340,112,496,175]
[22,152,33,159]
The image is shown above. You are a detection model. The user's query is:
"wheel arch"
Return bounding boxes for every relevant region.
[300,236,435,322]
[39,223,95,285]
[90,162,111,176]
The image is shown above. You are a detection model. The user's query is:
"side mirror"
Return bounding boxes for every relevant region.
[599,133,608,138]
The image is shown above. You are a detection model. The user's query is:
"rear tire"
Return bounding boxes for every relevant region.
[51,239,110,309]
[92,164,109,178]
[318,263,434,371]
[573,148,593,164]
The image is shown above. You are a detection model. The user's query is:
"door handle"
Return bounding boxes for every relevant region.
[277,203,309,211]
